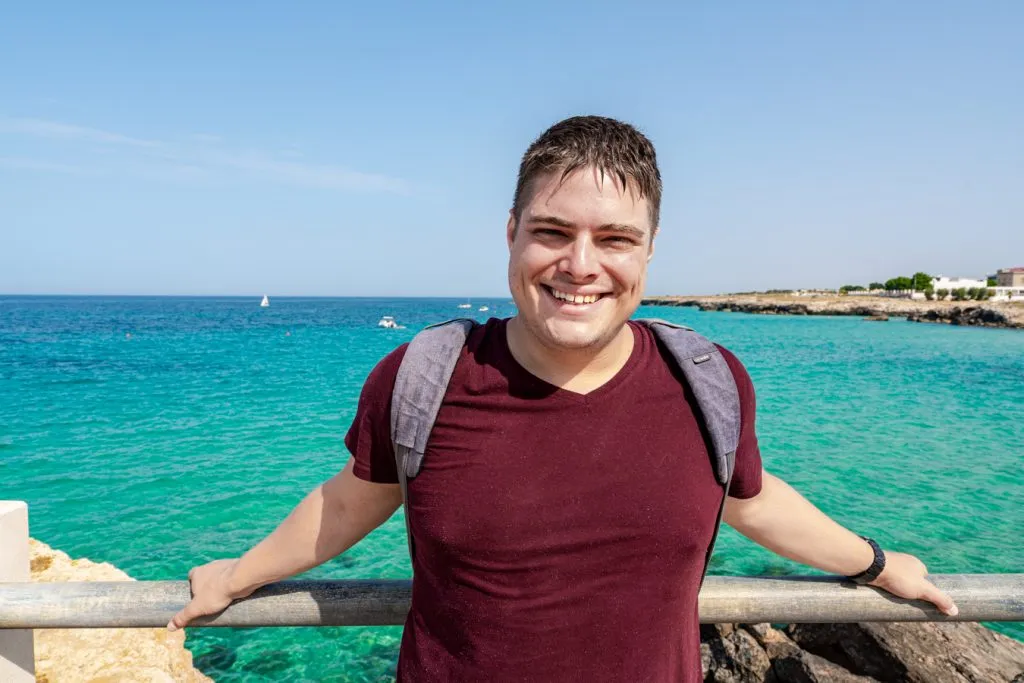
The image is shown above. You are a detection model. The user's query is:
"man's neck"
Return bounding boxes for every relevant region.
[505,317,635,395]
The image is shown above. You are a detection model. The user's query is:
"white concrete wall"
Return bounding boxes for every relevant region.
[991,287,1024,301]
[0,501,34,682]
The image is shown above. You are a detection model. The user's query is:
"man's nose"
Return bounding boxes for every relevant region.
[560,237,599,280]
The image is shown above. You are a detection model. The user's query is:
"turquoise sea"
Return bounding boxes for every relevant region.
[2,296,1022,681]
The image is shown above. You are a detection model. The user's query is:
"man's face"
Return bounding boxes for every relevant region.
[507,166,655,352]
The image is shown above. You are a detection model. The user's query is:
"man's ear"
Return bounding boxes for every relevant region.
[506,211,517,250]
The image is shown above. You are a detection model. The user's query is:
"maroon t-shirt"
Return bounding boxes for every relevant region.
[346,318,762,682]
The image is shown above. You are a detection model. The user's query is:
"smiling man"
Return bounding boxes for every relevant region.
[506,156,652,392]
[172,116,957,682]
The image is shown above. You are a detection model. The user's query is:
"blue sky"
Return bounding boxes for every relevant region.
[1,1,1021,296]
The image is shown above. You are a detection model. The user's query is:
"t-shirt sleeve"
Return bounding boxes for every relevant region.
[344,343,409,484]
[715,344,763,499]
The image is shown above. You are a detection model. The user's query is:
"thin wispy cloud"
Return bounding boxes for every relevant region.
[0,117,411,194]
[197,148,410,193]
[0,156,97,175]
[0,118,159,147]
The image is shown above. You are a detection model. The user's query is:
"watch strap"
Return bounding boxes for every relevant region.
[847,536,886,585]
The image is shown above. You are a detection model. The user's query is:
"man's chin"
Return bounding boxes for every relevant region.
[538,319,610,350]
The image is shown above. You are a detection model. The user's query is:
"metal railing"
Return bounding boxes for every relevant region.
[2,574,1023,630]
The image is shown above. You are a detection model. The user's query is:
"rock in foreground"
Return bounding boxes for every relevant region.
[30,539,211,683]
[701,621,1024,682]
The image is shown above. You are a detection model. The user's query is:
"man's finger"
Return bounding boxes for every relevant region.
[919,581,959,617]
[167,600,198,632]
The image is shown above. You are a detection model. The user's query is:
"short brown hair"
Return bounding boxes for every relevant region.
[512,115,662,229]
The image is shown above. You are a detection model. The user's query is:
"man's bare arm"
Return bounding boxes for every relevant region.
[723,469,958,616]
[168,460,402,630]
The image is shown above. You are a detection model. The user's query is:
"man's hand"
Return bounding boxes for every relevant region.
[167,558,250,631]
[870,551,959,617]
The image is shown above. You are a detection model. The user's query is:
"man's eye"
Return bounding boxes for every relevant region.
[535,229,566,238]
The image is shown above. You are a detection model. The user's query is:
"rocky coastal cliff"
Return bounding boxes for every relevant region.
[701,621,1024,682]
[641,295,1024,329]
[29,539,210,683]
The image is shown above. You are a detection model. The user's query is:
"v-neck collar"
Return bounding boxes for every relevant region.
[497,319,642,405]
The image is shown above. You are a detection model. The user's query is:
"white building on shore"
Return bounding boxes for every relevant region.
[930,275,988,292]
[929,272,1023,301]
[990,267,1024,300]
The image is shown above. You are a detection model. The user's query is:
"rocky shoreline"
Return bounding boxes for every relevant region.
[29,539,210,683]
[641,295,1024,329]
[701,621,1024,682]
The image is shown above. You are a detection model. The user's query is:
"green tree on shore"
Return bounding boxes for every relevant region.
[869,282,885,290]
[912,272,934,290]
[885,276,913,291]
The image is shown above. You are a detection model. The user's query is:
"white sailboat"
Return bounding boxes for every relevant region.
[260,295,270,308]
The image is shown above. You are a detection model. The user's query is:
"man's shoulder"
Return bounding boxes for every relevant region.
[361,342,410,399]
[632,320,753,389]
[376,341,411,374]
[364,317,505,388]
[712,343,749,379]
[711,343,757,408]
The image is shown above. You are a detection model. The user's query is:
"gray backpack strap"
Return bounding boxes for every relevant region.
[636,318,742,586]
[637,318,741,484]
[389,318,476,560]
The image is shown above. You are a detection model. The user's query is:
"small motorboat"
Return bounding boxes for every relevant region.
[378,316,400,329]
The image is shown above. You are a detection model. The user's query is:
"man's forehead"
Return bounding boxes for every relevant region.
[524,167,652,230]
[531,165,641,198]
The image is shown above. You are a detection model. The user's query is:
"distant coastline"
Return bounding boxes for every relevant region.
[641,294,1024,329]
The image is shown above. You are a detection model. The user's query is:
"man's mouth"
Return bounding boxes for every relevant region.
[542,285,607,306]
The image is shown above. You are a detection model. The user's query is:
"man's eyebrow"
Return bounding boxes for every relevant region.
[599,223,646,239]
[527,216,646,239]
[527,215,575,228]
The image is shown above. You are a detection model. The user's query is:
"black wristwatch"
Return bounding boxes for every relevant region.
[846,536,886,585]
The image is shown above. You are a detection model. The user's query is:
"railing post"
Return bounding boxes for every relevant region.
[0,501,34,682]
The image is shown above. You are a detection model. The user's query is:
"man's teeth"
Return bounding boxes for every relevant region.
[550,288,600,305]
